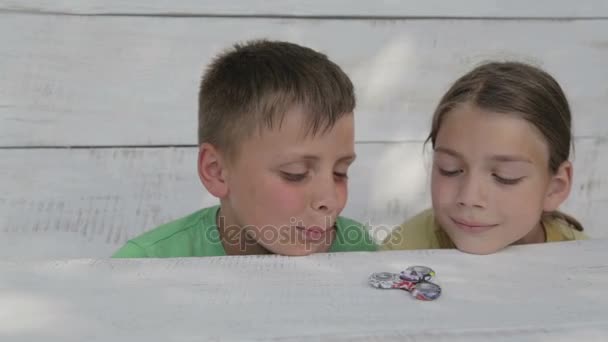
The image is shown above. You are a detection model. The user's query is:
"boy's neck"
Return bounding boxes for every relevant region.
[216,207,272,256]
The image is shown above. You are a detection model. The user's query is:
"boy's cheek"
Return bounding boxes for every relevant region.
[336,184,348,211]
[265,183,307,212]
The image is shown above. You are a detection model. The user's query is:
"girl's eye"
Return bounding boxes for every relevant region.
[493,174,524,185]
[438,168,462,177]
[280,171,308,182]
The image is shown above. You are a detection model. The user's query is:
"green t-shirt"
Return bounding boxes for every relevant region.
[112,206,377,258]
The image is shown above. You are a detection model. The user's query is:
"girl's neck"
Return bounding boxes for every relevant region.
[516,221,547,245]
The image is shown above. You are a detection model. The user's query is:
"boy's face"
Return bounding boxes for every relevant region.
[220,107,355,256]
[430,103,568,254]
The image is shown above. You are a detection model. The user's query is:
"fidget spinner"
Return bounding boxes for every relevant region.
[369,266,441,301]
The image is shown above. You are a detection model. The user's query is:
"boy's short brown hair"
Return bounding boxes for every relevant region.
[198,40,356,159]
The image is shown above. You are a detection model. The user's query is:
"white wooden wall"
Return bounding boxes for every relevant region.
[1,1,607,257]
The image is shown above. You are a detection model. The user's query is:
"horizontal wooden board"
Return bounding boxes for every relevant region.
[1,15,607,146]
[1,241,608,340]
[2,0,608,18]
[1,139,606,257]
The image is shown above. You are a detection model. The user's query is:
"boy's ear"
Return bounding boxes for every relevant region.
[198,143,229,198]
[543,161,572,212]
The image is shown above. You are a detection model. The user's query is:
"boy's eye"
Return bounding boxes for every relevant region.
[280,171,307,182]
[334,172,348,180]
[493,174,524,185]
[438,168,462,177]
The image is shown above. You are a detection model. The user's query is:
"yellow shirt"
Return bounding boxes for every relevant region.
[381,209,587,251]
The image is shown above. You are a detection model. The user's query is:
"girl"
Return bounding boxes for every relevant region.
[382,61,586,255]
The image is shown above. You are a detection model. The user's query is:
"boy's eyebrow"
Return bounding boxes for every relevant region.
[285,153,356,163]
[338,153,357,163]
[435,147,532,163]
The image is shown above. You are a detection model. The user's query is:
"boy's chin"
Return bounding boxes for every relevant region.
[262,243,330,257]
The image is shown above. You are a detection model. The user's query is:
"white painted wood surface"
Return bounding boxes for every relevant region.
[1,2,607,258]
[1,239,608,341]
[1,138,605,258]
[1,14,608,145]
[1,0,608,18]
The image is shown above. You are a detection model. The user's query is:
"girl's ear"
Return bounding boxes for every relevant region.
[543,161,572,212]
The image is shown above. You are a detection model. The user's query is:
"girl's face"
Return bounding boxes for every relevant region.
[431,102,572,254]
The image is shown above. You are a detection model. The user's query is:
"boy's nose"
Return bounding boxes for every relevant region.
[312,192,338,213]
[311,178,339,214]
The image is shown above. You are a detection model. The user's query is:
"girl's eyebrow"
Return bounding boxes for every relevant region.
[435,146,533,163]
[434,147,462,158]
[489,155,533,163]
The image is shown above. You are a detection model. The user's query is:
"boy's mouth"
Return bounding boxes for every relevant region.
[295,226,331,241]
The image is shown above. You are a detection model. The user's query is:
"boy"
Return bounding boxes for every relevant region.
[113,40,377,257]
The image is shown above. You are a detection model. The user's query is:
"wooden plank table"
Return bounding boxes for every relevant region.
[2,239,607,341]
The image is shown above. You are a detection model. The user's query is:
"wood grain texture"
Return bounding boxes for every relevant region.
[1,0,607,17]
[2,4,607,260]
[1,239,607,340]
[1,139,605,258]
[1,14,607,145]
